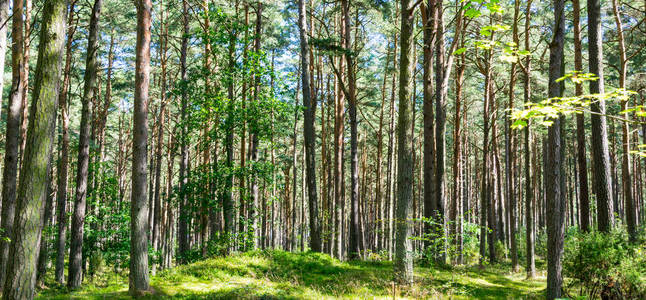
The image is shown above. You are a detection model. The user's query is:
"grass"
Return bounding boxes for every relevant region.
[37,250,546,299]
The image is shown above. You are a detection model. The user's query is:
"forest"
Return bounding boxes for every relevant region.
[0,0,643,299]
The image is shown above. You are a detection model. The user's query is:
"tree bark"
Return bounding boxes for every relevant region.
[572,0,590,233]
[546,0,566,297]
[130,0,152,295]
[587,0,614,233]
[0,0,24,285]
[298,0,321,252]
[55,1,77,283]
[2,0,66,297]
[178,0,190,262]
[522,0,535,279]
[611,0,636,240]
[394,0,415,284]
[68,0,102,288]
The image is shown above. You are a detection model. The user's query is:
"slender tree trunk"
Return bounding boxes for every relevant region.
[507,0,520,272]
[394,0,414,284]
[546,0,566,297]
[68,0,102,288]
[178,0,190,262]
[612,0,636,240]
[587,0,614,233]
[249,1,263,251]
[421,0,436,258]
[130,0,152,295]
[55,1,77,283]
[522,0,535,279]
[298,0,321,252]
[572,0,590,233]
[153,3,168,265]
[2,0,66,297]
[0,0,24,285]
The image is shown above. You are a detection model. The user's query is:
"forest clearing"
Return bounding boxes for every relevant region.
[0,0,643,299]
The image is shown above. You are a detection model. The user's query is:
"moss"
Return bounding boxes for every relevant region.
[37,250,546,299]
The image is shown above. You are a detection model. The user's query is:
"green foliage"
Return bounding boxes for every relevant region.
[563,228,646,299]
[39,250,546,299]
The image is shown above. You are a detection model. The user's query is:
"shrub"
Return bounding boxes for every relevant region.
[563,228,646,299]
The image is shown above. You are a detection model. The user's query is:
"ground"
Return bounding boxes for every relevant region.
[37,251,546,299]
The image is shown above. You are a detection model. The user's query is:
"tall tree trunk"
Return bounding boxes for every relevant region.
[0,0,25,285]
[522,0,535,279]
[386,33,397,260]
[2,0,66,297]
[587,0,614,233]
[130,0,152,295]
[178,0,190,262]
[68,0,102,288]
[546,0,566,297]
[612,0,636,240]
[421,0,436,258]
[249,1,263,251]
[394,0,414,284]
[298,0,321,252]
[153,2,168,266]
[55,1,77,283]
[341,0,361,260]
[333,13,346,260]
[572,0,590,233]
[507,0,520,272]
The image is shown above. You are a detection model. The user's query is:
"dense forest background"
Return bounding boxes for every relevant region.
[0,0,643,299]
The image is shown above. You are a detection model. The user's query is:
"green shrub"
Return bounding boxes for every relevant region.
[563,228,646,299]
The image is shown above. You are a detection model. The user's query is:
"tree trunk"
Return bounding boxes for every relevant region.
[178,0,190,262]
[2,0,66,297]
[298,0,321,252]
[421,0,436,259]
[394,0,415,284]
[68,0,102,288]
[572,0,590,233]
[507,0,520,272]
[546,0,566,297]
[0,0,25,285]
[522,0,535,279]
[611,0,636,240]
[129,0,152,295]
[587,0,614,233]
[55,1,77,283]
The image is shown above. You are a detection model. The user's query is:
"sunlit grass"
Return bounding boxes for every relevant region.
[37,250,546,299]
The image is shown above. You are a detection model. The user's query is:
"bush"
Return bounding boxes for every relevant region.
[563,228,646,299]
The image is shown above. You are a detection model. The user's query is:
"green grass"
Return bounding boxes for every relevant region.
[37,251,546,299]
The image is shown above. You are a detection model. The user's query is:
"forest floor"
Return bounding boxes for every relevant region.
[37,250,546,299]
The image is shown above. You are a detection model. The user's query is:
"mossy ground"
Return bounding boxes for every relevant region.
[37,250,546,299]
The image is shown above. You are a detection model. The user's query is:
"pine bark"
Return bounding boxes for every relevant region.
[394,0,415,284]
[130,0,152,295]
[178,0,190,261]
[587,0,614,233]
[546,0,566,297]
[55,1,77,283]
[68,0,102,288]
[0,0,24,285]
[298,0,321,252]
[2,0,66,297]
